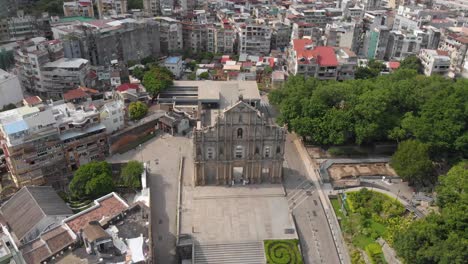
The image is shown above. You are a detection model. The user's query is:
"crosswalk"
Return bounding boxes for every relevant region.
[287,179,315,211]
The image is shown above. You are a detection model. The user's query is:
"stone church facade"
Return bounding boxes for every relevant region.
[193,101,286,185]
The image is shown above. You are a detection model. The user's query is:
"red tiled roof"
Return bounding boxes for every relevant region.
[311,46,338,67]
[88,70,97,79]
[65,195,128,233]
[63,86,98,101]
[389,61,400,69]
[23,96,42,106]
[293,40,338,67]
[436,50,449,56]
[221,55,230,63]
[269,57,275,68]
[116,83,139,92]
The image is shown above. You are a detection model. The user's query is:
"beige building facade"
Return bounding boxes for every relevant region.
[193,101,286,186]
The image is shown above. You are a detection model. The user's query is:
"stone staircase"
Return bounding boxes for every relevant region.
[194,241,266,264]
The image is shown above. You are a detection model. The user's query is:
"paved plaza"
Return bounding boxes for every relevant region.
[107,134,192,264]
[181,184,296,243]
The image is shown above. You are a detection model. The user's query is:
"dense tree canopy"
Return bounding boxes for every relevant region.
[390,140,434,185]
[142,66,173,99]
[394,161,468,264]
[269,71,468,162]
[121,161,144,188]
[399,55,423,73]
[69,161,114,199]
[128,101,148,120]
[355,60,386,79]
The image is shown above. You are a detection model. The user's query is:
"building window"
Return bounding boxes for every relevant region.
[264,146,271,158]
[206,147,215,159]
[239,114,243,123]
[235,146,243,159]
[237,128,243,139]
[276,146,281,154]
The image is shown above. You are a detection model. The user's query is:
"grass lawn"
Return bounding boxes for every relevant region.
[331,198,345,219]
[352,234,375,249]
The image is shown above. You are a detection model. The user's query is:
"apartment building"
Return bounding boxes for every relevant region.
[215,21,235,54]
[182,22,212,54]
[54,19,160,66]
[154,17,183,55]
[385,30,425,60]
[41,58,91,99]
[15,38,92,99]
[438,30,468,77]
[271,22,292,50]
[96,0,128,18]
[235,19,271,56]
[419,49,451,76]
[63,0,95,18]
[0,98,119,188]
[0,106,68,188]
[288,39,357,80]
[365,26,390,60]
[291,22,322,43]
[0,11,52,42]
[0,71,22,113]
[53,103,108,171]
[325,22,359,51]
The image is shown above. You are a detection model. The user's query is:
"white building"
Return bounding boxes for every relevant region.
[0,69,23,109]
[100,100,125,134]
[164,56,183,79]
[419,49,451,77]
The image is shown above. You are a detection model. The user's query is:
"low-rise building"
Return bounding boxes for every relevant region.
[164,56,183,79]
[0,69,23,109]
[0,186,73,244]
[100,100,125,134]
[419,49,451,76]
[288,39,357,80]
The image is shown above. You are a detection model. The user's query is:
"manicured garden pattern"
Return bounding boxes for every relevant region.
[264,239,303,264]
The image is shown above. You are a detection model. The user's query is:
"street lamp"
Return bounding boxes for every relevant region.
[139,144,143,163]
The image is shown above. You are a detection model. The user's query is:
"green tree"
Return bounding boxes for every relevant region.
[188,72,196,80]
[390,139,433,185]
[121,160,144,188]
[436,161,468,208]
[1,103,16,112]
[399,55,422,73]
[199,71,209,80]
[142,66,173,100]
[128,101,148,120]
[131,66,145,80]
[355,60,386,79]
[69,161,114,199]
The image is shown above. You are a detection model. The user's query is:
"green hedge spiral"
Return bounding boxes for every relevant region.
[264,239,303,264]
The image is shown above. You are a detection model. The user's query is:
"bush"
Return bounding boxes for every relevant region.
[365,243,385,264]
[69,161,114,199]
[128,101,148,120]
[121,160,144,188]
[264,239,303,264]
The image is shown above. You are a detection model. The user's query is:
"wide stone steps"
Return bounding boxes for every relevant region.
[194,241,266,264]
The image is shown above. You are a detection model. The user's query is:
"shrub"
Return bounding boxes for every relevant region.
[264,239,303,264]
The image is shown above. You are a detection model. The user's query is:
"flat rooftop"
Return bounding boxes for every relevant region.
[180,184,297,243]
[43,58,88,69]
[159,81,261,109]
